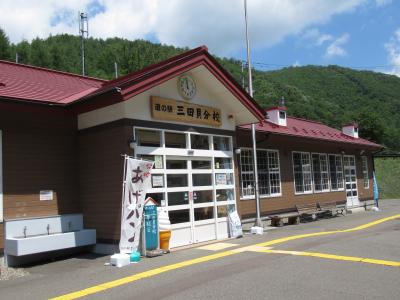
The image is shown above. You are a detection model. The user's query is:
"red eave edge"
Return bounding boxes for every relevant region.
[75,46,265,121]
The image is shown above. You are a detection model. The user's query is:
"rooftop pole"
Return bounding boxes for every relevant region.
[244,0,262,230]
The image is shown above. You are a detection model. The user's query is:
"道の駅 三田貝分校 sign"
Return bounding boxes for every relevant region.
[151,96,222,127]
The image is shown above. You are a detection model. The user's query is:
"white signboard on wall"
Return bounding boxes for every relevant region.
[40,190,54,201]
[119,157,154,254]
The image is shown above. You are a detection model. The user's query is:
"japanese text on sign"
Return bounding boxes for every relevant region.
[151,96,222,127]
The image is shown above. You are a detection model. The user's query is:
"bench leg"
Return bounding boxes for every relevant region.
[291,216,300,225]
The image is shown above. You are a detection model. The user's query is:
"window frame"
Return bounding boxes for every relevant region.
[292,151,313,195]
[239,147,282,200]
[361,156,369,189]
[328,154,345,191]
[311,152,330,193]
[133,126,236,225]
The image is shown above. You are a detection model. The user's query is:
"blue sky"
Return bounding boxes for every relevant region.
[0,0,399,75]
[243,0,400,72]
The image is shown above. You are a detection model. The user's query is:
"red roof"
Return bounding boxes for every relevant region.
[0,60,105,105]
[0,47,265,122]
[240,116,382,149]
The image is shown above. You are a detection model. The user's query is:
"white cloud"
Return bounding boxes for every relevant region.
[375,0,392,7]
[292,61,301,67]
[301,28,333,46]
[325,33,350,58]
[384,28,400,76]
[0,0,367,56]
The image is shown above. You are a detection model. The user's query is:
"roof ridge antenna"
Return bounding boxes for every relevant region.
[79,12,89,76]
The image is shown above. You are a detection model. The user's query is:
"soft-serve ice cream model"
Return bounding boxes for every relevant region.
[157,207,172,253]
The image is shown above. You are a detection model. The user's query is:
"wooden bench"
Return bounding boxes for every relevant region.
[270,212,300,227]
[296,203,319,221]
[317,202,346,217]
[336,203,346,216]
[317,201,337,216]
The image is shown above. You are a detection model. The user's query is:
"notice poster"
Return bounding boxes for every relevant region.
[215,173,227,185]
[152,175,164,188]
[119,157,154,254]
[228,210,243,238]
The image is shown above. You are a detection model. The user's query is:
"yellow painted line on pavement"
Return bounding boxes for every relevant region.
[247,248,400,267]
[50,213,400,300]
[197,242,239,251]
[256,214,400,248]
[50,250,237,300]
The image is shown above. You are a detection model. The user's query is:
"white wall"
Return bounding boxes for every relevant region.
[0,130,3,222]
[78,65,257,130]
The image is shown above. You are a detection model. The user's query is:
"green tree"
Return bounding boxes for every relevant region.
[355,110,386,144]
[0,28,10,60]
[30,37,51,67]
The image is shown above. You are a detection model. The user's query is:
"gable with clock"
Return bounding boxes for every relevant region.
[178,74,196,100]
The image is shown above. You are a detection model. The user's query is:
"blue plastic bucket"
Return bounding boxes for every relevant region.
[130,251,141,263]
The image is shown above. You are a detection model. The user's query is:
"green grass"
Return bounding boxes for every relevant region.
[374,157,400,199]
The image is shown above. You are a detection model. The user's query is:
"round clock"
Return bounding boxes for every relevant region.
[178,75,196,100]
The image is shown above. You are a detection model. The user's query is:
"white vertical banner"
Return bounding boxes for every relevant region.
[119,157,154,254]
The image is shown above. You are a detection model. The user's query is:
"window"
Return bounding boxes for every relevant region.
[192,160,211,169]
[192,174,212,186]
[214,158,232,169]
[279,111,286,119]
[135,129,161,147]
[293,152,312,194]
[312,153,330,192]
[329,155,344,191]
[239,149,254,197]
[362,156,369,189]
[239,149,281,198]
[213,136,231,151]
[191,134,209,149]
[166,159,187,169]
[165,132,186,148]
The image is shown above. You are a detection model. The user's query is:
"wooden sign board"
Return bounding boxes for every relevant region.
[151,96,222,127]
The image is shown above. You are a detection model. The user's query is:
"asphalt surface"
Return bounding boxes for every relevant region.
[1,199,399,300]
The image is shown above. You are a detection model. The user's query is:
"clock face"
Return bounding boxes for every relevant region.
[178,75,196,100]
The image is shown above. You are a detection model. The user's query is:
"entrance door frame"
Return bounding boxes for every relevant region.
[343,155,359,208]
[133,126,236,248]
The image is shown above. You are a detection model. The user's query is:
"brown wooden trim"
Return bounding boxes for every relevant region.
[79,118,236,137]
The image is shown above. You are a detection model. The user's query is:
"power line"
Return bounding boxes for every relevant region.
[241,59,400,71]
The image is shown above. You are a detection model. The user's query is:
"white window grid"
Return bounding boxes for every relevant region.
[133,127,236,224]
[328,154,344,191]
[362,156,369,189]
[292,151,313,194]
[312,153,330,192]
[239,149,254,197]
[240,148,281,199]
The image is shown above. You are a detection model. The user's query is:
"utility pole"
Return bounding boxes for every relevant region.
[244,0,262,231]
[114,62,119,78]
[79,12,88,76]
[241,61,245,88]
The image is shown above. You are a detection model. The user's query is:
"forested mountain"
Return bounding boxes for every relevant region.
[0,30,399,150]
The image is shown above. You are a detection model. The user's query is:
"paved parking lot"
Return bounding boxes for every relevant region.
[1,199,399,300]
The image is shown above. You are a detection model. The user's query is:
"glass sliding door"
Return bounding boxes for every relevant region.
[343,155,359,208]
[135,128,235,248]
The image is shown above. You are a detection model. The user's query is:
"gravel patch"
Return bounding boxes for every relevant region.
[0,256,29,281]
